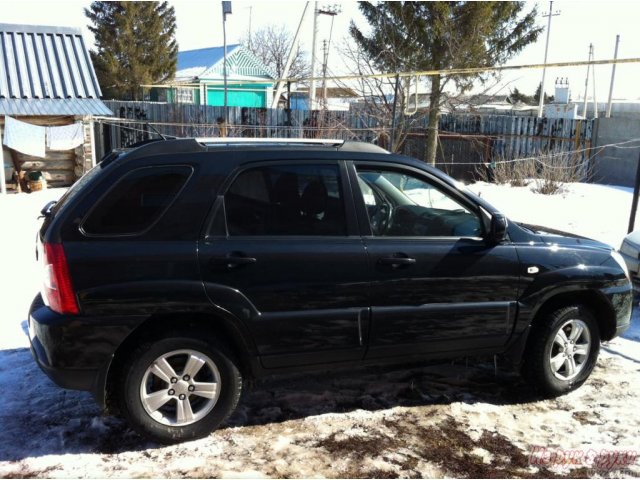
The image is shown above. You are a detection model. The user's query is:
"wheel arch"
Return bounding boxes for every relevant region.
[102,310,258,413]
[530,289,617,341]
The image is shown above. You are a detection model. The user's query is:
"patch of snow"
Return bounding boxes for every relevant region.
[0,188,65,350]
[469,181,638,248]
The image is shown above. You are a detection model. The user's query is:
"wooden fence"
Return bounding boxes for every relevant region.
[98,101,594,181]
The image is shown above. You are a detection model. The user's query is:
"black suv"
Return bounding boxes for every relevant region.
[29,138,632,443]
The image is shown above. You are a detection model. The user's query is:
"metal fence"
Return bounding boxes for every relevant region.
[97,101,594,182]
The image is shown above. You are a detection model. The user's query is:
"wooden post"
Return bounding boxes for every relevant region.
[628,152,640,233]
[89,118,96,168]
[390,74,400,153]
[0,122,6,194]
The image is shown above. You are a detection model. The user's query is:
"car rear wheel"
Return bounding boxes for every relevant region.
[523,305,600,396]
[118,334,242,443]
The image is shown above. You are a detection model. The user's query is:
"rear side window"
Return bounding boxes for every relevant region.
[81,166,192,236]
[225,164,346,236]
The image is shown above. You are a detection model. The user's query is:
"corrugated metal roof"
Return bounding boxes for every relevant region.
[176,44,275,81]
[0,98,112,116]
[177,44,240,72]
[0,23,112,116]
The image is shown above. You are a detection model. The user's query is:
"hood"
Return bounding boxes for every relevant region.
[517,223,612,252]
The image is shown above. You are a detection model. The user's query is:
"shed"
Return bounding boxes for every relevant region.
[151,44,275,108]
[0,23,112,193]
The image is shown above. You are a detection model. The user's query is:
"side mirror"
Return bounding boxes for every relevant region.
[489,214,508,243]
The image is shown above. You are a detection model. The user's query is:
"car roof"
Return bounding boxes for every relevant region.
[118,137,390,162]
[111,137,460,187]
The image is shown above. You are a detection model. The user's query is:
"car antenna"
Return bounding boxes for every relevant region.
[147,122,167,140]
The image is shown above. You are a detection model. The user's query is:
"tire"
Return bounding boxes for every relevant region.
[523,305,600,396]
[117,333,242,444]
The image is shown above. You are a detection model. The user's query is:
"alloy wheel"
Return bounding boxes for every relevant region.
[139,349,221,427]
[549,319,591,381]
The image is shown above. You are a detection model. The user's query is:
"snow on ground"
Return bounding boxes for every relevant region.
[469,181,639,248]
[0,183,639,478]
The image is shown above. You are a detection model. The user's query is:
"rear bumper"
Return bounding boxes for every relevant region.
[28,294,144,406]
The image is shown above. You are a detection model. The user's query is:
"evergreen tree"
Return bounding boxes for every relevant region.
[350,2,542,165]
[533,83,555,104]
[86,1,178,100]
[509,87,534,105]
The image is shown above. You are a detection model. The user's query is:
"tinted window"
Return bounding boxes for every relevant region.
[225,164,346,236]
[356,168,482,237]
[82,166,192,236]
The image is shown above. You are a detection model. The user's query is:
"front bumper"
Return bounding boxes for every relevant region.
[28,294,144,406]
[602,282,633,339]
[619,246,640,294]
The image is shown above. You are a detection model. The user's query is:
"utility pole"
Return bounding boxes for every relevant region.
[309,3,341,112]
[321,39,328,110]
[592,45,598,119]
[309,1,319,111]
[537,1,561,118]
[606,35,620,118]
[222,1,232,122]
[582,44,593,118]
[270,2,310,109]
[319,5,340,111]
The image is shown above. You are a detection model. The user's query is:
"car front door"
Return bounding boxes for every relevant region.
[349,162,521,359]
[198,160,370,369]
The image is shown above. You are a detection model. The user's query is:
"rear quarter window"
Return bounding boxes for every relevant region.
[81,165,193,236]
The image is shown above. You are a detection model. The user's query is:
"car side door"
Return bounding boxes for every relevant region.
[348,161,521,359]
[198,160,371,369]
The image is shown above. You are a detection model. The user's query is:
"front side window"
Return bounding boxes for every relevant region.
[356,168,482,237]
[225,164,347,236]
[82,166,192,236]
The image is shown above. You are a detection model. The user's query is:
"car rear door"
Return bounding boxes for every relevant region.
[198,160,370,369]
[348,161,521,359]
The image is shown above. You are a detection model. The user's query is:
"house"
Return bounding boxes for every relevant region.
[290,87,359,111]
[152,44,275,109]
[0,23,112,193]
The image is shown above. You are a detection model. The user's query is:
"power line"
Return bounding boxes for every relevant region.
[279,57,640,83]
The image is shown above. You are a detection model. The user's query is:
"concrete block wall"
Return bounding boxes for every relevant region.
[591,117,640,187]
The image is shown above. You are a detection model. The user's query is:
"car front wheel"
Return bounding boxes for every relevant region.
[118,334,242,443]
[524,305,600,396]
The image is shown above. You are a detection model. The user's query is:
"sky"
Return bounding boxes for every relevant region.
[1,0,640,100]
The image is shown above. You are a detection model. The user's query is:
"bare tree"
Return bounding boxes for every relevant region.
[330,38,430,154]
[242,25,310,81]
[334,38,505,156]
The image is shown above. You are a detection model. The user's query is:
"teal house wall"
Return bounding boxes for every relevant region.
[205,83,271,108]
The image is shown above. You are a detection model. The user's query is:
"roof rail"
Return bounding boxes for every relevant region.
[196,137,345,147]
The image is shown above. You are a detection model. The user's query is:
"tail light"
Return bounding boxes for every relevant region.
[42,242,79,315]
